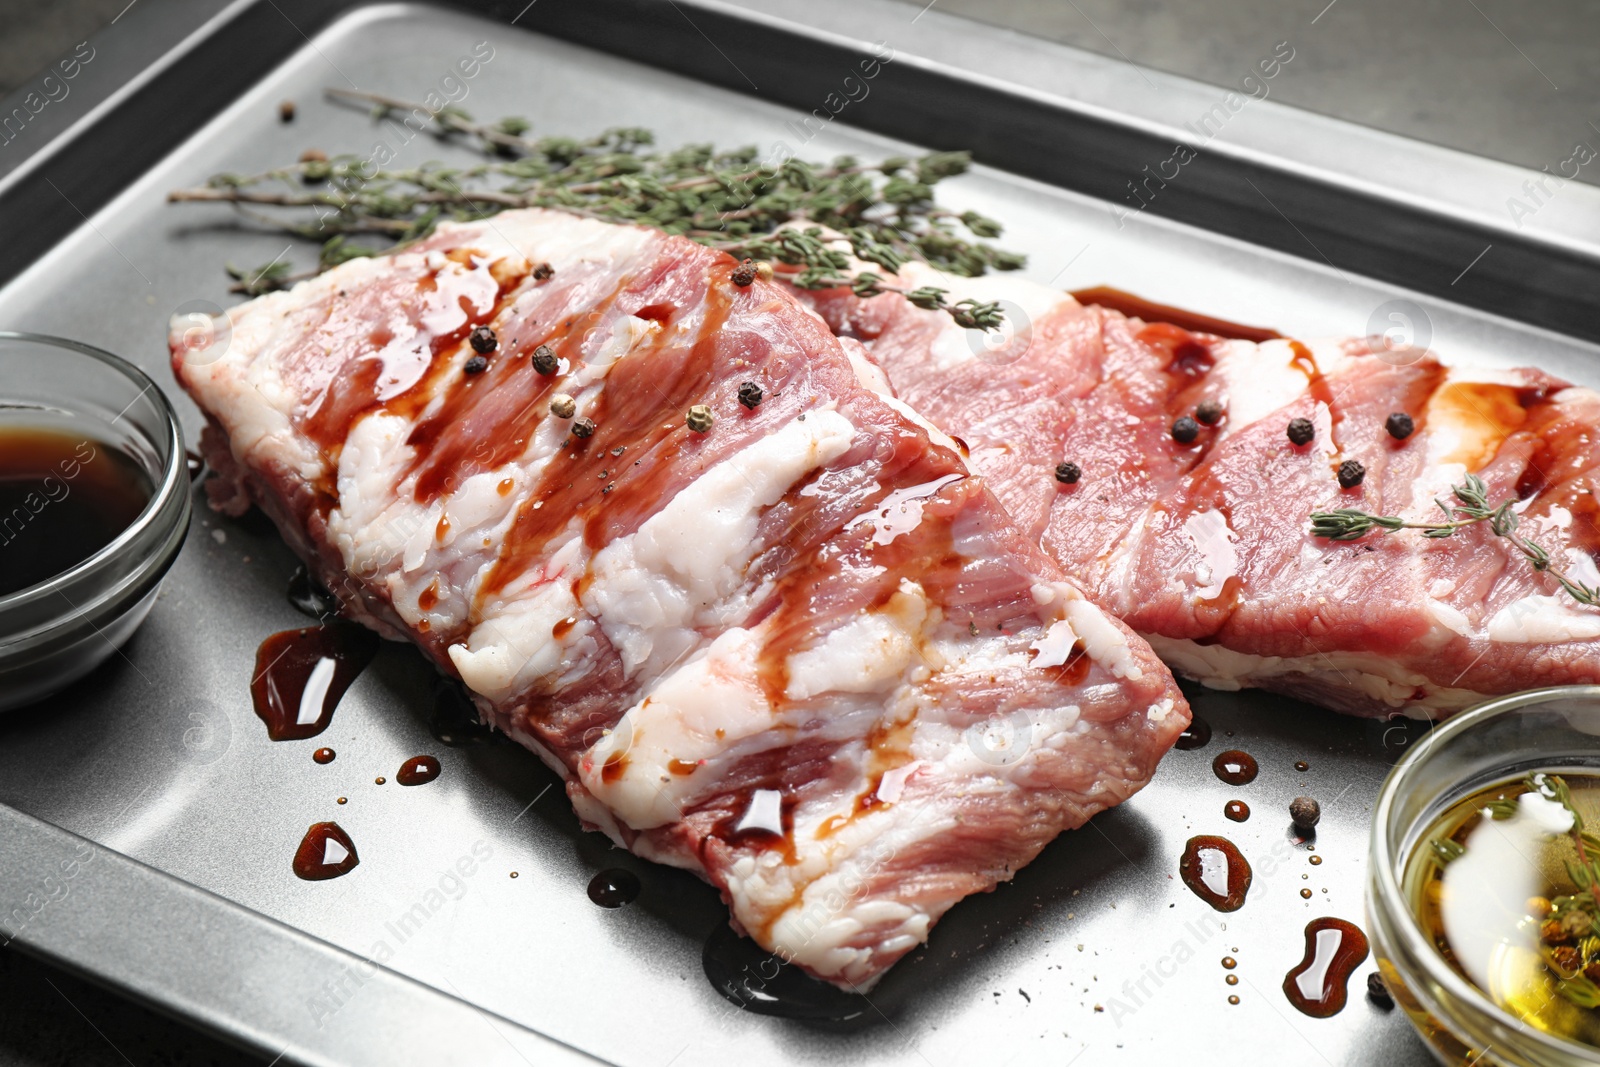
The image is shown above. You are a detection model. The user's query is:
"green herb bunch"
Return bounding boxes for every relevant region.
[170,88,1021,328]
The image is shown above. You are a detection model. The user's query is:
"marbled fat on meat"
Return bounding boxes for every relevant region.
[801,262,1600,717]
[170,209,1188,989]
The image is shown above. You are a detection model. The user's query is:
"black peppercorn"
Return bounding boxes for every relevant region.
[469,325,497,354]
[1286,417,1315,446]
[571,417,596,439]
[531,345,558,375]
[731,260,758,287]
[1171,416,1200,444]
[1366,972,1393,1008]
[738,381,763,409]
[1385,411,1414,440]
[532,262,555,281]
[1337,459,1366,488]
[1196,399,1224,425]
[1290,796,1321,831]
[1055,462,1081,485]
[463,355,489,375]
[279,100,296,123]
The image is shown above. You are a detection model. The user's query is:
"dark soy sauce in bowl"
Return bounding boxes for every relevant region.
[0,427,152,597]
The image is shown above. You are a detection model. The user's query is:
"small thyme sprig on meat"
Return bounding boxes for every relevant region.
[1309,474,1600,608]
[168,88,1021,327]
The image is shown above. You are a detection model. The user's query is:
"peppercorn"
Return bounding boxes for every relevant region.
[1385,411,1415,440]
[531,345,558,375]
[463,355,489,375]
[1337,459,1366,489]
[731,260,758,287]
[279,100,296,123]
[1171,416,1200,444]
[532,262,555,281]
[1196,399,1224,425]
[1366,972,1393,1008]
[738,381,763,409]
[1287,417,1315,446]
[1055,462,1081,485]
[686,404,714,433]
[550,393,576,419]
[571,417,596,439]
[1289,795,1320,831]
[469,325,497,354]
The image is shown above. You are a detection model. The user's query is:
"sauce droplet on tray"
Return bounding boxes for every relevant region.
[313,747,335,765]
[1180,835,1253,911]
[1283,918,1369,1017]
[251,624,378,741]
[397,754,441,786]
[287,564,339,619]
[702,925,869,1021]
[1213,749,1259,786]
[293,821,359,880]
[1224,800,1250,822]
[587,868,642,908]
[1175,715,1212,750]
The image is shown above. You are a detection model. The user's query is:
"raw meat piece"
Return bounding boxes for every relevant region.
[799,263,1600,717]
[171,208,1189,988]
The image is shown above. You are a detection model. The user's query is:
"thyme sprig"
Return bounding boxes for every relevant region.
[167,89,1022,325]
[1310,474,1600,608]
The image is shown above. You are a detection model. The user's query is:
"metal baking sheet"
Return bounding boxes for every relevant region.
[4,1,1600,1063]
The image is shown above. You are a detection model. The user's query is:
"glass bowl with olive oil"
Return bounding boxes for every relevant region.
[1371,686,1600,1066]
[0,333,189,710]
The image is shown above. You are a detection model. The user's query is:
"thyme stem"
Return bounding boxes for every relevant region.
[1309,474,1600,608]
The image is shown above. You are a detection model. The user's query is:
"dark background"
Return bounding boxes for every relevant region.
[0,0,1592,1063]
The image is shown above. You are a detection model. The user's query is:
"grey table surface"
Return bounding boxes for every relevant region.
[0,0,1594,1064]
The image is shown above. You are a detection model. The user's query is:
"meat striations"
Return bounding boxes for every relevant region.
[799,264,1600,718]
[171,209,1188,989]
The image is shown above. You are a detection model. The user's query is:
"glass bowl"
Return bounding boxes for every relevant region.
[0,332,190,711]
[1369,686,1600,1067]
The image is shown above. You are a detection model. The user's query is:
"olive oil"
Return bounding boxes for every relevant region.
[1405,772,1600,1048]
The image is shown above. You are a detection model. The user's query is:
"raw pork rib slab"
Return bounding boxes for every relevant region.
[800,267,1600,717]
[171,208,1187,988]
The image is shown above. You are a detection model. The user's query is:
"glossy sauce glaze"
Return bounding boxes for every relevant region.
[587,868,641,908]
[251,624,380,740]
[0,427,152,598]
[1070,286,1283,344]
[1283,918,1369,1017]
[396,754,441,786]
[293,822,360,881]
[312,747,335,765]
[1223,800,1250,823]
[702,924,869,1021]
[1212,749,1259,786]
[1180,835,1253,912]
